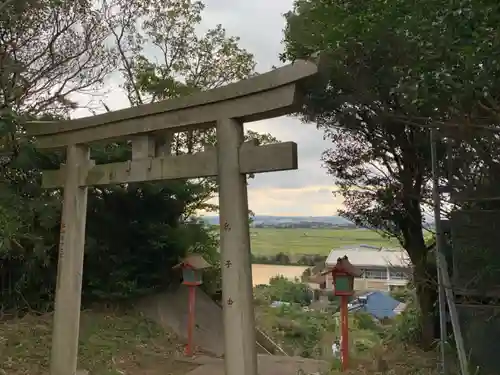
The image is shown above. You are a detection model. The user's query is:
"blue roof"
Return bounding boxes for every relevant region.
[348,291,400,319]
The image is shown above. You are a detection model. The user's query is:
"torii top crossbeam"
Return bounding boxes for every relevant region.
[25,58,322,190]
[26,59,321,149]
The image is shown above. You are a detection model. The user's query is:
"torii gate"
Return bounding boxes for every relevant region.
[25,58,321,375]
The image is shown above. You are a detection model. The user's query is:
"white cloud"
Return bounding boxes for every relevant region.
[199,0,337,215]
[204,185,344,216]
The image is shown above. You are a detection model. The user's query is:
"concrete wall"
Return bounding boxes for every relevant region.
[136,285,287,357]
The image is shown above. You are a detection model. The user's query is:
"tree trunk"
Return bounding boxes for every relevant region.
[413,254,437,350]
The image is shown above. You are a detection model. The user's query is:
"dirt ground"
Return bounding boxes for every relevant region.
[178,355,329,375]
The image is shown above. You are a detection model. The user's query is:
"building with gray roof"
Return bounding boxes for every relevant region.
[325,245,411,292]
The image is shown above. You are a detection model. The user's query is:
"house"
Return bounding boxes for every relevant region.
[325,245,410,292]
[346,291,405,319]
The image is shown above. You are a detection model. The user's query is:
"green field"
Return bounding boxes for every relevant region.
[249,228,399,255]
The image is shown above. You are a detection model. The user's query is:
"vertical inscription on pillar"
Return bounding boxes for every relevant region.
[56,222,66,289]
[227,298,234,306]
[59,222,66,261]
[223,222,231,231]
[225,260,232,268]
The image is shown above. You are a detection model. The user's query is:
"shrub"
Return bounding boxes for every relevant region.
[388,298,421,344]
[274,252,290,265]
[326,290,336,302]
[353,311,381,332]
[267,276,313,306]
[257,303,337,358]
[390,287,415,303]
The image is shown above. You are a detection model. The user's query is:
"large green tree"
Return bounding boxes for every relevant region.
[103,0,276,209]
[280,0,500,347]
[0,0,114,262]
[281,0,436,347]
[0,0,274,312]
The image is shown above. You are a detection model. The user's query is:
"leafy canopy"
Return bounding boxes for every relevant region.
[0,0,275,312]
[277,0,500,346]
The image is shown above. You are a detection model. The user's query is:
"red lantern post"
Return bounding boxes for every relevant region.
[322,256,362,371]
[172,254,211,357]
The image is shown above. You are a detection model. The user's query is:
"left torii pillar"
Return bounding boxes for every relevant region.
[51,144,90,375]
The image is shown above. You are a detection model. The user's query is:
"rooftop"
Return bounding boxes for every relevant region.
[325,245,410,268]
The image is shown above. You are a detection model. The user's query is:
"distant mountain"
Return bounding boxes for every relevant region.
[200,214,435,230]
[252,215,352,226]
[201,215,352,226]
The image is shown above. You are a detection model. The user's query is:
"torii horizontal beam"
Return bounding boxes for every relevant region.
[25,59,321,149]
[42,141,297,188]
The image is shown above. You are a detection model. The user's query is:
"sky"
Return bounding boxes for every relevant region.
[76,0,344,216]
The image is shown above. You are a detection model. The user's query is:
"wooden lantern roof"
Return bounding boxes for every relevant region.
[172,254,211,270]
[321,255,362,277]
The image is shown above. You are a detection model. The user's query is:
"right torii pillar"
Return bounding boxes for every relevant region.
[217,118,258,374]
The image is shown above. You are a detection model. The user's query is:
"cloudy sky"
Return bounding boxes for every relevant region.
[78,0,344,216]
[198,0,343,216]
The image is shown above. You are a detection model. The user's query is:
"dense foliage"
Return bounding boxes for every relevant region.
[251,252,326,266]
[255,276,313,306]
[0,0,275,313]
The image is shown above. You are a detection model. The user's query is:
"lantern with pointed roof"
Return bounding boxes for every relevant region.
[173,254,211,286]
[322,255,362,296]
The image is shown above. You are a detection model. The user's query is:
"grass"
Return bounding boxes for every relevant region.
[250,228,399,256]
[0,309,197,375]
[333,343,438,375]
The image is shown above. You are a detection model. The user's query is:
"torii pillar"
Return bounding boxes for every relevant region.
[217,118,257,374]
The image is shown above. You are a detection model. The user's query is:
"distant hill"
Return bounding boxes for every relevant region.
[201,215,354,228]
[201,215,435,230]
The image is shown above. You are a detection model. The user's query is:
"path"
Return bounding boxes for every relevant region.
[179,355,329,375]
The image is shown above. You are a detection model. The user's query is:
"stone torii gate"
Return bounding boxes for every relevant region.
[25,59,321,375]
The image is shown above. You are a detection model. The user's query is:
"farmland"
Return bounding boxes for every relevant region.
[249,227,399,256]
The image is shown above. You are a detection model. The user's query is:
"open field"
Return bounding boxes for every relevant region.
[250,228,399,256]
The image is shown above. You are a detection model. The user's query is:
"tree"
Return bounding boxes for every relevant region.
[0,0,114,115]
[267,276,312,306]
[102,0,277,211]
[0,0,116,307]
[280,0,450,347]
[0,0,277,312]
[0,0,115,214]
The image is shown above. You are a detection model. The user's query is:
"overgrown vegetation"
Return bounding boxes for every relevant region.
[255,276,313,306]
[0,310,197,375]
[255,278,437,374]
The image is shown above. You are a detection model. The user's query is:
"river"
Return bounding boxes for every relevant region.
[251,264,308,286]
